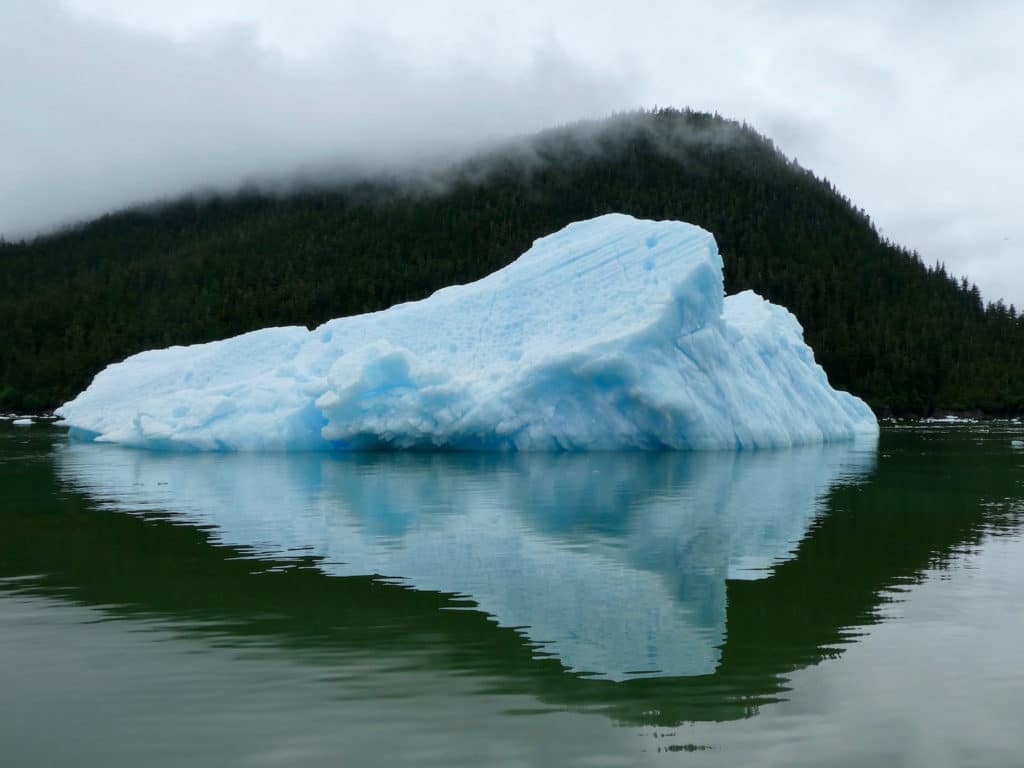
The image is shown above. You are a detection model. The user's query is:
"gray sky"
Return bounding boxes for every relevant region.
[3,1,1022,306]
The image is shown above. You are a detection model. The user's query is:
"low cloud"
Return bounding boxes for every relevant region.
[0,2,637,237]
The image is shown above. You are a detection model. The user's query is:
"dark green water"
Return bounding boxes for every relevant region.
[2,420,1023,766]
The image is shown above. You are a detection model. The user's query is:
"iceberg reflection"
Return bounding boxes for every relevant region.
[56,438,877,680]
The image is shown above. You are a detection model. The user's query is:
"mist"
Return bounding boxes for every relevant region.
[2,1,1021,305]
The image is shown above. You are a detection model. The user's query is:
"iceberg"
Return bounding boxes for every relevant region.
[56,214,877,451]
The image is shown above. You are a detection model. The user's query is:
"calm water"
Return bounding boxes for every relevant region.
[2,420,1023,766]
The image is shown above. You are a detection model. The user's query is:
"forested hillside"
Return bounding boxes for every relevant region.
[1,108,1021,415]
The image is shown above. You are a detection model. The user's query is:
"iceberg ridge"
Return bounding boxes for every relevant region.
[56,214,878,451]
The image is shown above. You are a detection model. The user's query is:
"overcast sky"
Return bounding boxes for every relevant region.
[2,1,1021,305]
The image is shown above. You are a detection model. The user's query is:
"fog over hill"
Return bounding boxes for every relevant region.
[1,1,1022,306]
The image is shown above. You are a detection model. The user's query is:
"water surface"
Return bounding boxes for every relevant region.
[2,421,1023,765]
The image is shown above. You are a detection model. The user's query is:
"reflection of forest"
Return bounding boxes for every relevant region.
[1,426,1020,725]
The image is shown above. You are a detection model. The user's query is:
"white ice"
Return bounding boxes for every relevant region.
[56,214,877,451]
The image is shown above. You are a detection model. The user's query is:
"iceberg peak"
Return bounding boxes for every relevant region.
[57,213,878,451]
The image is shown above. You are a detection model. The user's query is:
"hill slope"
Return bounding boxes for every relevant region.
[1,108,1021,415]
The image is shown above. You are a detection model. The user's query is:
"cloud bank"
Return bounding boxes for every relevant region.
[2,1,1021,305]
